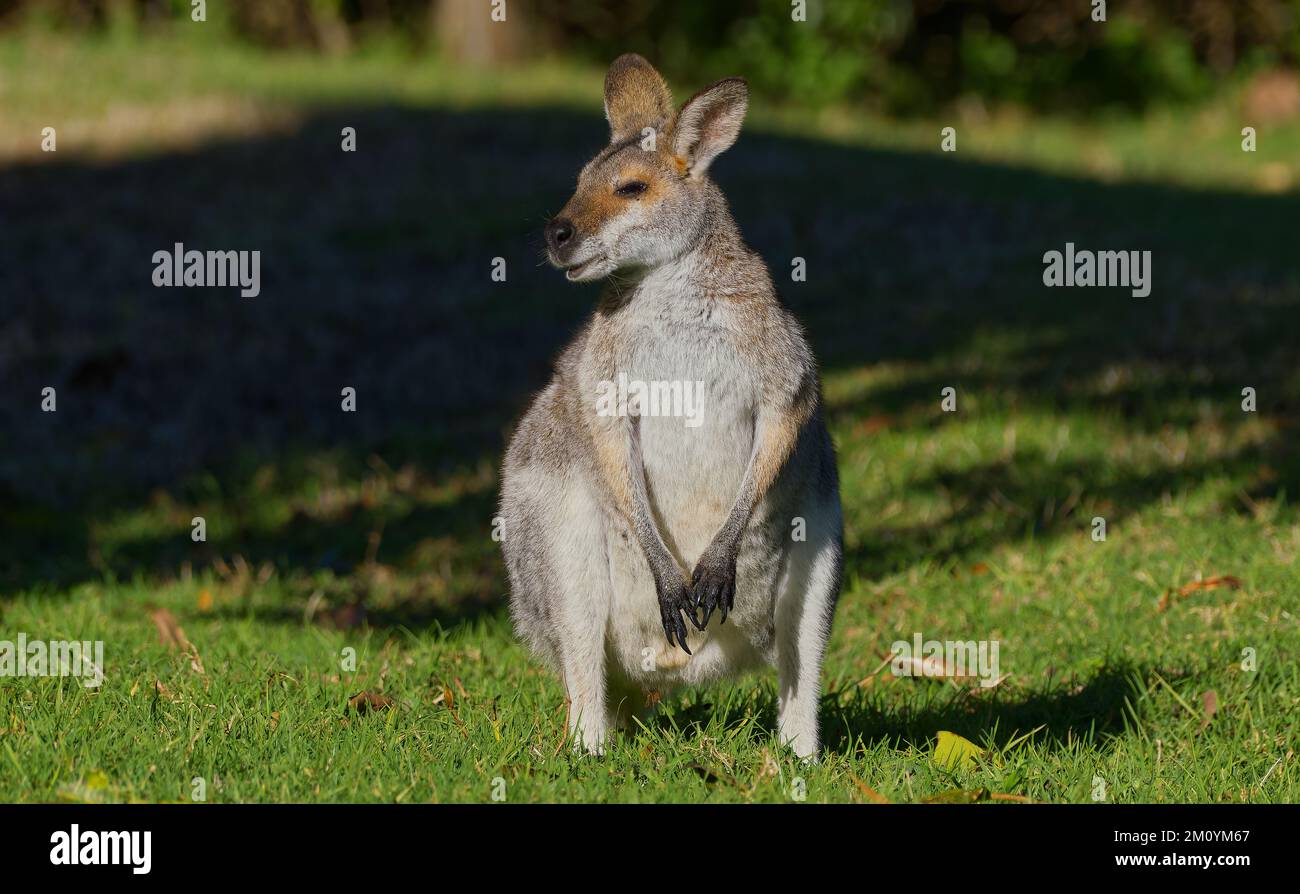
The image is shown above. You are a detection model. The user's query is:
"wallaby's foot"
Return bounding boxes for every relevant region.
[654,572,701,653]
[573,733,607,757]
[569,703,611,756]
[691,546,737,626]
[779,722,820,762]
[777,690,821,761]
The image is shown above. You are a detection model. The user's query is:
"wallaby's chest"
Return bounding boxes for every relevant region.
[616,300,760,561]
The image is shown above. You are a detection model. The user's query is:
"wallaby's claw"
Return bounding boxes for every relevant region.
[656,575,698,653]
[692,552,737,628]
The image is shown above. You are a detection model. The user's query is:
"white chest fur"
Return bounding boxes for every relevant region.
[615,269,759,567]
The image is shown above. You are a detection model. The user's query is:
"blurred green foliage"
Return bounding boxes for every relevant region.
[549,0,1299,112]
[4,0,1300,112]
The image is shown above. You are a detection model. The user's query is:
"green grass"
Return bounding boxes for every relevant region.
[4,472,1297,803]
[1,29,1298,803]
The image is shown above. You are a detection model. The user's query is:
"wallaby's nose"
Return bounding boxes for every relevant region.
[545,218,575,254]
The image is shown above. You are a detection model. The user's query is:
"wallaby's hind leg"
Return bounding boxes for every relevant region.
[774,507,842,760]
[542,483,615,755]
[561,628,610,755]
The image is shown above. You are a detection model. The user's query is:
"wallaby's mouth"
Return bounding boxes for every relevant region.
[563,254,606,281]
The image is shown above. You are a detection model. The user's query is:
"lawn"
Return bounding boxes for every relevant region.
[1,29,1297,803]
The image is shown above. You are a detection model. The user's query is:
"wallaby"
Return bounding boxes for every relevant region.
[500,54,843,759]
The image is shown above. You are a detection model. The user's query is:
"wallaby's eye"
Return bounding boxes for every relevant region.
[614,181,648,198]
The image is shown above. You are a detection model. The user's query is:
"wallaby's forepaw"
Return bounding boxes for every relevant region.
[691,548,737,627]
[655,574,702,653]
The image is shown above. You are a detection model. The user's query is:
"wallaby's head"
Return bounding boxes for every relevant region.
[544,54,748,282]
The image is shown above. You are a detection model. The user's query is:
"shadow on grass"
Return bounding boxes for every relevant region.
[820,662,1148,755]
[1,99,1298,634]
[846,441,1289,580]
[660,661,1152,759]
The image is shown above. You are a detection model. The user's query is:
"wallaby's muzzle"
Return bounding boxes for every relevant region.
[544,212,609,281]
[544,216,576,260]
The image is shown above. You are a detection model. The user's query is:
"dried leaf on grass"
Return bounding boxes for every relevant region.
[149,608,205,674]
[346,691,393,715]
[922,787,990,804]
[1158,575,1242,612]
[848,773,892,803]
[1198,689,1219,734]
[921,787,1034,804]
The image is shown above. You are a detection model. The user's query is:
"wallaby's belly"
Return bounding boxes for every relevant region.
[600,326,776,686]
[598,319,780,686]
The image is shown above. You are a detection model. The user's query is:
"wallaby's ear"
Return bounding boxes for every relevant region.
[604,53,673,145]
[672,77,748,177]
